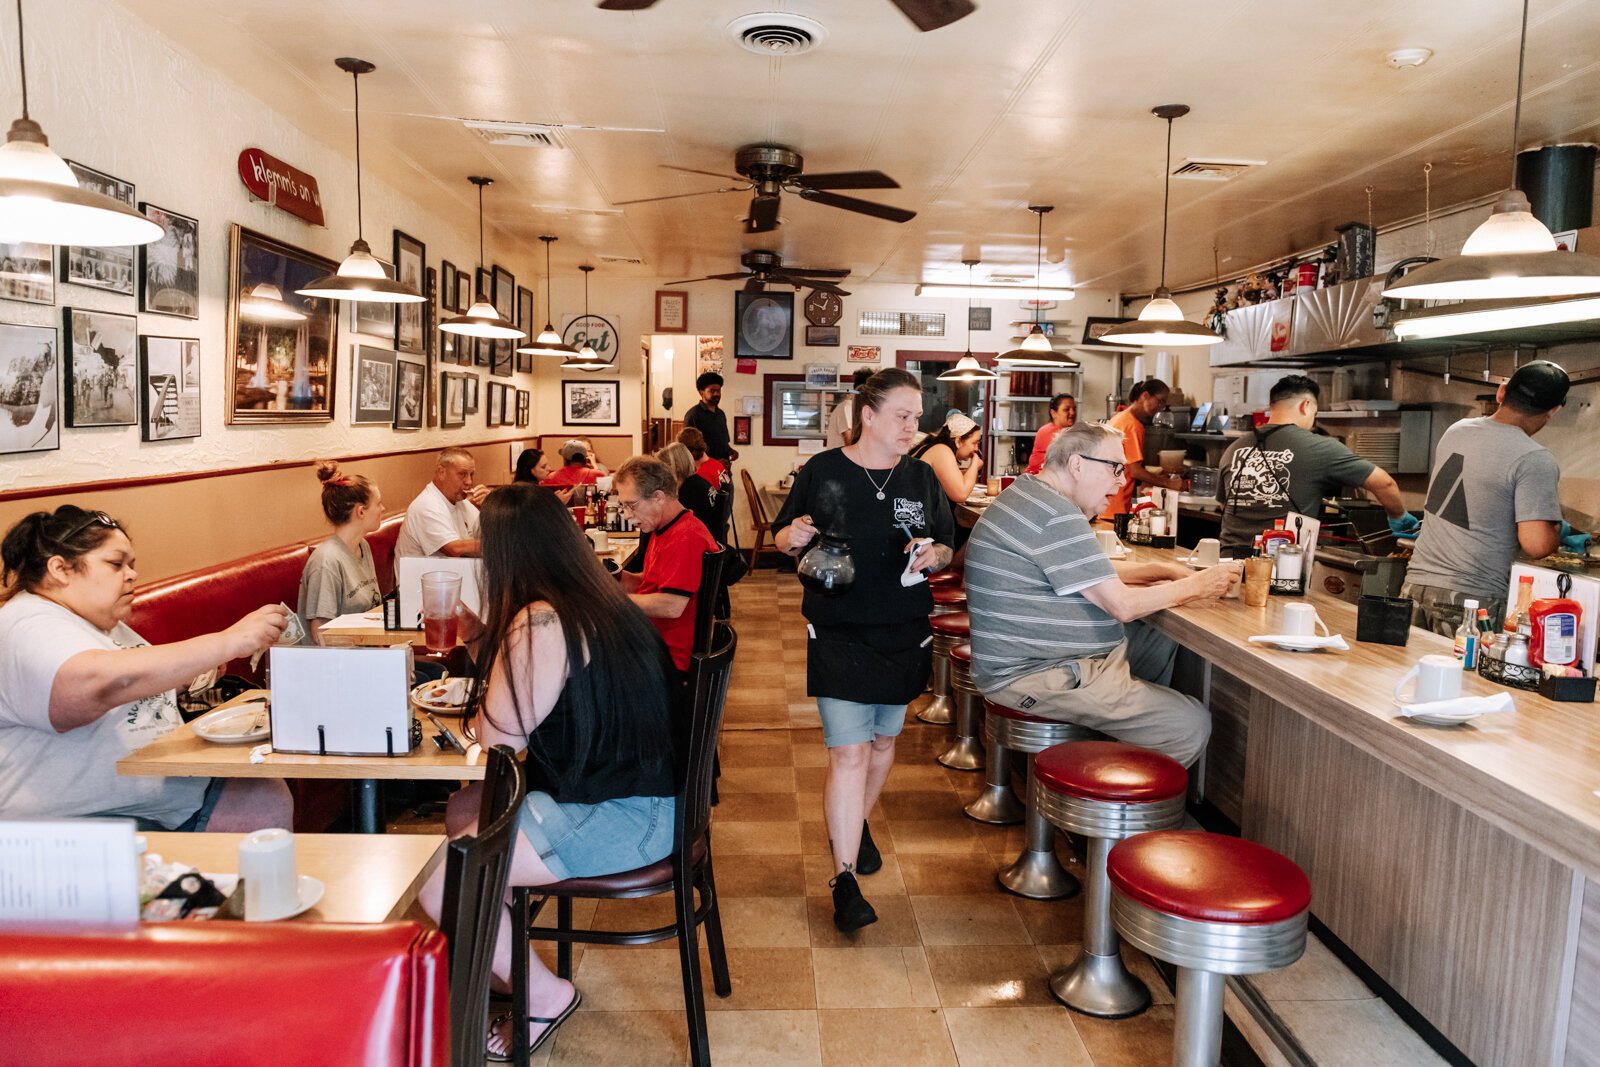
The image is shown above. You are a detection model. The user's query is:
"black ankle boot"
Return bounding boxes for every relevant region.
[830,871,878,933]
[856,821,882,876]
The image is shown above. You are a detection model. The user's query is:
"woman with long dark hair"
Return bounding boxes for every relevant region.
[512,448,575,504]
[912,410,984,550]
[419,483,676,1059]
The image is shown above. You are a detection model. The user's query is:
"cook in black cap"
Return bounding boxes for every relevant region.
[1403,360,1584,636]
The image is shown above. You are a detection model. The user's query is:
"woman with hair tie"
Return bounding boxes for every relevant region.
[298,461,385,645]
[912,410,985,550]
[658,441,724,542]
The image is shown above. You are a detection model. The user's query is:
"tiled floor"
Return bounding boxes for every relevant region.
[460,569,1451,1066]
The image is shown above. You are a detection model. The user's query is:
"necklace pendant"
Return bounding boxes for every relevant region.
[876,490,886,501]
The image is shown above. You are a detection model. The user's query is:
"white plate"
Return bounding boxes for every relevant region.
[192,699,271,744]
[249,875,325,922]
[1405,711,1479,727]
[1175,555,1234,569]
[410,677,473,715]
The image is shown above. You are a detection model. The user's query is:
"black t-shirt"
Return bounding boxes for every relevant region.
[772,448,955,627]
[679,473,725,543]
[684,402,732,461]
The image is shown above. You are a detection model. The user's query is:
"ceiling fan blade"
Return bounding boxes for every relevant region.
[743,276,766,293]
[613,187,736,206]
[660,163,748,183]
[794,170,900,191]
[890,0,977,32]
[798,188,917,224]
[744,193,782,234]
[769,266,851,278]
[662,272,749,285]
[597,0,658,9]
[794,280,851,296]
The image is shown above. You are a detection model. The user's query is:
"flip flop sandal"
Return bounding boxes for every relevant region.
[485,990,583,1062]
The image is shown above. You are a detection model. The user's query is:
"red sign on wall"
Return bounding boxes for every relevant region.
[237,148,325,226]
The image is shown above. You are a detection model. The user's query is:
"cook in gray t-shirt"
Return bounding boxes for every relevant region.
[1217,423,1375,555]
[1405,416,1563,602]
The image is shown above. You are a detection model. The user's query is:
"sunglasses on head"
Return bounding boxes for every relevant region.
[55,511,120,545]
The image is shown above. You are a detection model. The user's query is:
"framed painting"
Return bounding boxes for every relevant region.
[393,230,426,354]
[63,307,137,427]
[138,335,201,441]
[351,344,397,425]
[515,389,529,427]
[0,321,59,455]
[734,289,793,359]
[562,379,620,426]
[226,225,340,424]
[0,240,54,304]
[490,264,515,377]
[516,285,535,373]
[486,380,504,427]
[347,276,397,339]
[465,373,480,414]
[655,290,688,332]
[394,357,424,430]
[440,371,466,427]
[439,259,457,312]
[62,161,134,295]
[805,325,840,347]
[455,269,470,315]
[138,203,199,318]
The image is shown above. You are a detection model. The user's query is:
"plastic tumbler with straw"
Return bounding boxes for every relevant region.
[419,572,463,651]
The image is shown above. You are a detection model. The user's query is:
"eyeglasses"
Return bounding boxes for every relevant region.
[1078,455,1127,479]
[55,510,120,545]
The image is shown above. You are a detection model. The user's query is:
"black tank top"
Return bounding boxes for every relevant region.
[521,660,677,805]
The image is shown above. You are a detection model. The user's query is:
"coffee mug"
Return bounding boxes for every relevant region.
[1195,538,1221,567]
[587,528,609,551]
[1394,654,1464,705]
[1095,530,1120,556]
[238,828,298,921]
[1282,602,1329,638]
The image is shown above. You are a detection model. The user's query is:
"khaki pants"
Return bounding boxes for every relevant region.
[1404,581,1507,640]
[982,637,1210,766]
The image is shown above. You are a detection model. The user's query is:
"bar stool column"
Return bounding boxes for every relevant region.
[982,702,1097,900]
[920,601,967,725]
[938,642,984,770]
[964,704,1022,824]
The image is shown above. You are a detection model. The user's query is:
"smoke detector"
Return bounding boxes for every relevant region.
[1385,47,1434,69]
[1170,158,1265,181]
[727,12,828,56]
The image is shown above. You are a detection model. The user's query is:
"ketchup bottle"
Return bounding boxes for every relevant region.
[1529,595,1582,670]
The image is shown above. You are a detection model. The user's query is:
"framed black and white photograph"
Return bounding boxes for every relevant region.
[441,371,466,428]
[436,326,460,366]
[0,321,59,455]
[805,325,840,347]
[226,225,339,424]
[490,265,515,378]
[562,379,620,426]
[487,380,504,427]
[472,267,492,368]
[516,285,535,373]
[465,373,480,414]
[734,289,794,359]
[455,269,470,316]
[392,230,425,354]
[515,389,529,427]
[63,308,137,427]
[352,344,397,425]
[1081,316,1135,346]
[394,357,424,430]
[0,241,54,304]
[63,161,134,295]
[138,204,199,318]
[439,259,457,312]
[138,336,201,441]
[347,285,396,339]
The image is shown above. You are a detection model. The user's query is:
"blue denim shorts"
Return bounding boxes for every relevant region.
[515,792,675,881]
[816,699,909,748]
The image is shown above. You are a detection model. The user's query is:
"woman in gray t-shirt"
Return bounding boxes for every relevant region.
[299,461,385,644]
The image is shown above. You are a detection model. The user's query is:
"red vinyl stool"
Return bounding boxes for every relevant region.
[1033,742,1188,1018]
[928,568,963,588]
[938,643,983,771]
[921,610,969,725]
[982,700,1096,899]
[1109,832,1310,1067]
[930,585,966,615]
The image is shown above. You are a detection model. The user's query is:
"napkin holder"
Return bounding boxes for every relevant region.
[1357,557,1409,599]
[268,646,415,756]
[1357,595,1412,646]
[1538,673,1597,703]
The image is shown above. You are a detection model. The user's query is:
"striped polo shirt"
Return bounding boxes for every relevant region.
[964,476,1124,692]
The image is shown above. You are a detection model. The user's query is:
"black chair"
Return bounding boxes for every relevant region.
[438,745,525,1067]
[514,622,738,1067]
[694,545,733,657]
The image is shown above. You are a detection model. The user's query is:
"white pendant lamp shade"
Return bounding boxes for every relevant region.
[521,235,579,356]
[998,206,1077,366]
[562,264,613,371]
[239,282,308,322]
[441,176,524,339]
[1018,324,1055,353]
[938,353,998,382]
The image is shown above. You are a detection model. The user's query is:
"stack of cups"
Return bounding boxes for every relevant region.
[238,828,299,922]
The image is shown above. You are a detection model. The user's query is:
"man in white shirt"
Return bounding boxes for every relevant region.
[825,369,874,449]
[395,447,489,557]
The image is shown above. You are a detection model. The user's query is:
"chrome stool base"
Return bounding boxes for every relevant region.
[918,640,956,724]
[1049,950,1151,1019]
[997,844,1079,900]
[940,658,984,771]
[917,695,953,725]
[965,747,1023,824]
[937,735,984,771]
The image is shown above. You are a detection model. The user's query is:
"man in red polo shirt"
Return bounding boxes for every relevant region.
[614,455,719,671]
[542,439,604,489]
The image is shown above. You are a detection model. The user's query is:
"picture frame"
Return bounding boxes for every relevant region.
[347,279,397,339]
[226,225,339,424]
[465,373,480,414]
[393,230,426,354]
[138,203,199,318]
[515,389,530,427]
[490,265,515,378]
[847,344,881,364]
[473,267,493,367]
[487,380,504,427]
[394,357,424,430]
[733,414,751,446]
[439,259,457,311]
[734,289,794,359]
[351,344,398,426]
[655,290,688,333]
[805,362,839,389]
[562,379,620,426]
[455,269,470,315]
[969,306,993,331]
[0,321,60,455]
[138,335,201,441]
[1081,316,1136,346]
[516,285,535,373]
[0,240,54,304]
[63,307,137,427]
[805,325,840,347]
[440,371,466,427]
[62,161,134,295]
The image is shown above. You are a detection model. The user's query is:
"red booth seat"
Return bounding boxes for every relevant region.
[0,920,448,1066]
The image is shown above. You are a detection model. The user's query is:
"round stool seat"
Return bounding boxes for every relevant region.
[949,642,972,664]
[932,587,967,608]
[929,611,970,637]
[1108,831,1311,925]
[982,699,1053,724]
[928,569,963,587]
[1034,741,1187,805]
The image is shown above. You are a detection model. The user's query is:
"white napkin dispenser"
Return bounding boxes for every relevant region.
[268,646,415,756]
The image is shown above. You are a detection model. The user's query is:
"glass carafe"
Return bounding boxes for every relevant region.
[797,533,856,596]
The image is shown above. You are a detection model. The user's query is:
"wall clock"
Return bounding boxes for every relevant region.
[803,288,843,327]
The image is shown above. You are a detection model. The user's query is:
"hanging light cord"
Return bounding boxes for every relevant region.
[1510,0,1529,186]
[1033,209,1044,330]
[477,183,486,269]
[1159,115,1174,289]
[351,68,364,241]
[966,262,974,350]
[544,238,555,320]
[14,0,27,120]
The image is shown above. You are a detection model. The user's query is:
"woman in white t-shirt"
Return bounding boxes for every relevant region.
[299,461,385,644]
[0,506,292,831]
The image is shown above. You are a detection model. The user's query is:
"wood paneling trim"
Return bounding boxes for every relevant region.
[1565,880,1600,1066]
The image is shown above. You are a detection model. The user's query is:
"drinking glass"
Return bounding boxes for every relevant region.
[419,572,462,652]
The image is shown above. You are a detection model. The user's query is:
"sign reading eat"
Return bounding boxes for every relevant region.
[237,148,325,227]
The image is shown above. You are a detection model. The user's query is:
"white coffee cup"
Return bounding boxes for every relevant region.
[1195,538,1221,567]
[238,828,298,921]
[1282,602,1329,638]
[1095,530,1120,556]
[587,528,609,551]
[1393,654,1464,705]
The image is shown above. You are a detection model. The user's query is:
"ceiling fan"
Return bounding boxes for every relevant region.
[615,144,916,234]
[596,0,976,33]
[667,249,852,295]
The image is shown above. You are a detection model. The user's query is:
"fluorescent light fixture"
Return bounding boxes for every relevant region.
[1390,296,1600,340]
[917,283,1075,300]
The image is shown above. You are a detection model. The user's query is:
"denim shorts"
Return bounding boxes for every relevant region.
[515,791,675,881]
[815,699,909,749]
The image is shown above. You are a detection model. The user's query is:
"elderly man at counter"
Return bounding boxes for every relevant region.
[1099,378,1181,521]
[965,423,1239,764]
[395,447,488,558]
[1404,360,1582,635]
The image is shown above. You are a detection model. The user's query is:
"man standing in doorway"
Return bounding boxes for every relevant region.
[1100,379,1180,521]
[1026,392,1077,474]
[684,372,738,467]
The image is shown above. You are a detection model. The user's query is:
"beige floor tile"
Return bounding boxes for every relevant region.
[1249,935,1375,1002]
[574,947,690,1012]
[944,1006,1096,1066]
[1011,893,1087,946]
[705,946,818,1011]
[910,894,1031,946]
[817,1008,957,1067]
[877,789,968,821]
[713,790,801,822]
[713,820,801,855]
[804,853,907,897]
[1036,944,1173,1006]
[546,1010,687,1067]
[881,764,966,792]
[925,944,1056,1008]
[1274,998,1449,1066]
[791,741,831,767]
[717,764,798,794]
[718,895,811,948]
[531,896,599,931]
[794,765,828,792]
[806,893,924,949]
[716,741,794,768]
[705,1010,822,1067]
[711,852,806,897]
[898,852,1006,896]
[1071,1004,1177,1067]
[590,893,677,934]
[885,818,987,855]
[812,947,941,1009]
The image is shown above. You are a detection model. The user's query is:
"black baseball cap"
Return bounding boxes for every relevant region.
[1504,360,1570,411]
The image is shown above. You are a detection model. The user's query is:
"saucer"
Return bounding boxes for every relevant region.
[1247,634,1349,653]
[193,697,271,744]
[247,875,325,922]
[1175,554,1233,569]
[1405,711,1479,727]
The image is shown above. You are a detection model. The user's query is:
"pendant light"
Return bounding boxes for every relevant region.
[999,205,1076,366]
[939,259,999,382]
[0,0,163,246]
[1101,105,1223,347]
[440,176,524,339]
[1383,0,1600,300]
[519,235,579,357]
[297,59,423,304]
[562,265,612,371]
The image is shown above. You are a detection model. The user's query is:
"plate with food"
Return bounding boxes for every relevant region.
[410,676,475,716]
[192,693,271,744]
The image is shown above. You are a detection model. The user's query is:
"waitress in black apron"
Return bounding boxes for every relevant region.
[772,367,955,933]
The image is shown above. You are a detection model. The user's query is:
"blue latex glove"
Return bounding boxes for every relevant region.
[1559,521,1592,553]
[1388,512,1421,538]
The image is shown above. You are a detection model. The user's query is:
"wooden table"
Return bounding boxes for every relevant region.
[144,832,444,923]
[764,484,790,516]
[317,617,431,649]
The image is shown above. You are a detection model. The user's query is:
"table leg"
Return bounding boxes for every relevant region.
[356,779,382,834]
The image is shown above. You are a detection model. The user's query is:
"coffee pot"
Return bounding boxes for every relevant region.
[798,533,856,596]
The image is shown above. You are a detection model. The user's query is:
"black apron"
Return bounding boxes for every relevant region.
[806,618,934,706]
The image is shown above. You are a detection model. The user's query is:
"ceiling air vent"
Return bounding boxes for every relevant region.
[598,255,645,265]
[727,12,828,57]
[461,119,566,149]
[1170,158,1264,181]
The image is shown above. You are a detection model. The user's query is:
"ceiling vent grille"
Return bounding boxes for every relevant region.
[727,12,828,56]
[598,254,645,265]
[461,119,566,149]
[1171,158,1263,181]
[859,310,945,337]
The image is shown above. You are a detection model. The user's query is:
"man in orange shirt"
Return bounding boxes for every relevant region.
[1100,378,1182,520]
[1025,393,1077,474]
